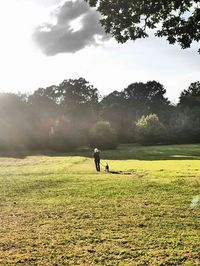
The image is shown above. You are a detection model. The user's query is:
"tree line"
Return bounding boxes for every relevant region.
[0,78,200,151]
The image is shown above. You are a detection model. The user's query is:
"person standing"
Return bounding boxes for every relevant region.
[93,148,100,172]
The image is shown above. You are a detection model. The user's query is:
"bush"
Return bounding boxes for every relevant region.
[89,121,118,149]
[135,114,167,145]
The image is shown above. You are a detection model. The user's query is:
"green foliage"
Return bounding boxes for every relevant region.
[100,103,130,142]
[0,93,28,150]
[90,121,118,149]
[58,77,99,107]
[85,0,200,53]
[100,81,171,142]
[172,81,200,143]
[34,77,99,107]
[1,79,200,152]
[50,117,80,152]
[169,107,200,144]
[136,114,166,144]
[123,81,171,120]
[179,81,200,108]
[26,93,59,150]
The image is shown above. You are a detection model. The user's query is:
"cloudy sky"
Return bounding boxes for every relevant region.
[0,0,199,102]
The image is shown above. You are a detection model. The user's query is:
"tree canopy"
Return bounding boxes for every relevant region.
[0,78,200,151]
[179,81,200,107]
[85,0,200,51]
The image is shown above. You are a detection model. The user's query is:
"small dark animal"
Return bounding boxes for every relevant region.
[105,163,109,172]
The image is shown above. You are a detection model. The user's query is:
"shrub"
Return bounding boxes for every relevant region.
[135,114,167,145]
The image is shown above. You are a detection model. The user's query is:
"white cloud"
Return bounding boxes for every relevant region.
[0,0,199,104]
[33,0,109,55]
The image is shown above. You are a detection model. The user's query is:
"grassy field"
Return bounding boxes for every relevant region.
[0,144,200,265]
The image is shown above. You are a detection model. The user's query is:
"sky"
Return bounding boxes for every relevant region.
[0,0,199,103]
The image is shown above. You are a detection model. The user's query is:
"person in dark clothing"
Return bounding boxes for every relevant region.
[93,148,100,172]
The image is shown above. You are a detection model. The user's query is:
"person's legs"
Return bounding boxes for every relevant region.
[97,159,100,172]
[95,159,99,171]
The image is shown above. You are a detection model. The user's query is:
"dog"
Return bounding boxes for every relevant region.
[105,163,109,172]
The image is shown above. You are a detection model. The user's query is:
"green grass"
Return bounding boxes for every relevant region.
[0,144,200,265]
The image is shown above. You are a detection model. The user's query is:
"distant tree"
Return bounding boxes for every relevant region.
[123,81,171,121]
[57,78,100,144]
[90,121,118,149]
[33,78,99,109]
[100,81,171,143]
[145,81,173,123]
[179,81,200,108]
[100,90,125,106]
[135,114,166,144]
[100,91,131,141]
[58,77,99,107]
[100,103,132,142]
[50,116,80,152]
[26,93,59,149]
[28,92,59,119]
[33,78,100,146]
[33,85,59,103]
[168,82,200,143]
[86,0,200,52]
[0,93,28,150]
[169,107,200,143]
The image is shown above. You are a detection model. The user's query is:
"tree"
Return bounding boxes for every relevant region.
[33,78,99,107]
[169,107,200,143]
[179,81,200,108]
[33,78,100,146]
[99,81,171,143]
[100,91,130,141]
[50,116,80,152]
[86,0,200,52]
[123,81,170,121]
[26,92,59,149]
[33,85,59,103]
[100,90,125,106]
[89,121,118,149]
[176,82,200,143]
[135,114,166,144]
[0,93,29,150]
[57,78,100,144]
[58,77,99,107]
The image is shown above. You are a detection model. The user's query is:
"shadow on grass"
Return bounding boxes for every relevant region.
[1,144,200,161]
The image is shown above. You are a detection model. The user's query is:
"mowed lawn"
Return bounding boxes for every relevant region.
[0,144,200,266]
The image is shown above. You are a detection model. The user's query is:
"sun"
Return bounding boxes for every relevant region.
[0,1,50,53]
[0,0,51,91]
